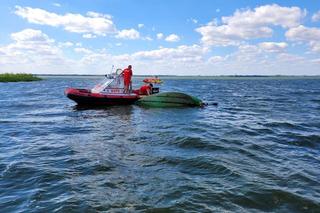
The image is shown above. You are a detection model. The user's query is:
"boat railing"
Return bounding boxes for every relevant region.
[92,68,125,93]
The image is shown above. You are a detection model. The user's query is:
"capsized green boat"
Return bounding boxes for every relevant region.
[136,92,204,107]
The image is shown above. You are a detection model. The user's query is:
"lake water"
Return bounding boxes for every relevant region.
[1,76,320,212]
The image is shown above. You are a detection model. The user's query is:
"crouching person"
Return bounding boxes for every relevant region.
[139,83,153,95]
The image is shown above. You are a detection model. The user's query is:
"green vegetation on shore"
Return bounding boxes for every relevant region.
[0,73,42,82]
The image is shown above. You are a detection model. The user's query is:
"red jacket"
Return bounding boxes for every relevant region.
[123,68,132,81]
[140,85,151,95]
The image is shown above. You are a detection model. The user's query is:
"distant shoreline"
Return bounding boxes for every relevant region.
[0,73,42,82]
[36,74,320,77]
[35,74,320,80]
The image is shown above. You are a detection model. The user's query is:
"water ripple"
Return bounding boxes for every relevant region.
[0,77,320,212]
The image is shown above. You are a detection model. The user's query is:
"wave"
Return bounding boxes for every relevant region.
[172,136,226,151]
[232,188,320,212]
[287,134,320,148]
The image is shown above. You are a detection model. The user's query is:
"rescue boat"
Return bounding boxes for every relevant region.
[65,88,139,105]
[65,69,139,106]
[143,77,163,84]
[65,68,206,107]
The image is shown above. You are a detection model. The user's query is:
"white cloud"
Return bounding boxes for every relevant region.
[144,36,153,41]
[221,4,304,28]
[312,11,320,22]
[234,44,263,62]
[116,28,140,40]
[311,58,320,64]
[82,33,97,39]
[86,11,112,19]
[0,29,65,71]
[1,31,319,75]
[7,29,60,58]
[11,28,53,43]
[203,44,315,75]
[259,42,288,52]
[131,45,207,62]
[156,33,164,39]
[124,44,316,75]
[2,3,320,77]
[276,53,305,62]
[118,44,316,75]
[286,25,320,52]
[196,24,247,46]
[0,29,111,74]
[286,25,320,41]
[208,56,225,63]
[165,34,180,42]
[15,6,116,36]
[196,4,305,46]
[189,18,198,24]
[309,41,320,53]
[74,47,92,54]
[138,24,144,28]
[52,3,61,7]
[59,41,73,47]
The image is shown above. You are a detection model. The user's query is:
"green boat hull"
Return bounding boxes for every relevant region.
[136,92,203,107]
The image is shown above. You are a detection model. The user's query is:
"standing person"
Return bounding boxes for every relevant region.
[123,65,133,93]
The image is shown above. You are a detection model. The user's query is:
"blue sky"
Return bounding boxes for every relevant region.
[0,0,319,75]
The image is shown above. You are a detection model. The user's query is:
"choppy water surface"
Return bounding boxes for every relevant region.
[1,76,320,212]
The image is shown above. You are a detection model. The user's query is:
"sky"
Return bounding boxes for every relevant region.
[0,0,319,75]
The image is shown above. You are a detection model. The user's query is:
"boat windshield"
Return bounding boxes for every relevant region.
[91,69,124,93]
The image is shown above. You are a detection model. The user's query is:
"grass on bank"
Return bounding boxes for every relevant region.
[0,73,42,82]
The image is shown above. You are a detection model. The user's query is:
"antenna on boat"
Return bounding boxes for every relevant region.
[111,65,114,74]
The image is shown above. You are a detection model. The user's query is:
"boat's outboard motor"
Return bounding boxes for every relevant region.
[152,87,159,94]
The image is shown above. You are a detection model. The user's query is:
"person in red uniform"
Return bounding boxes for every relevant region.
[123,65,133,93]
[139,83,153,95]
